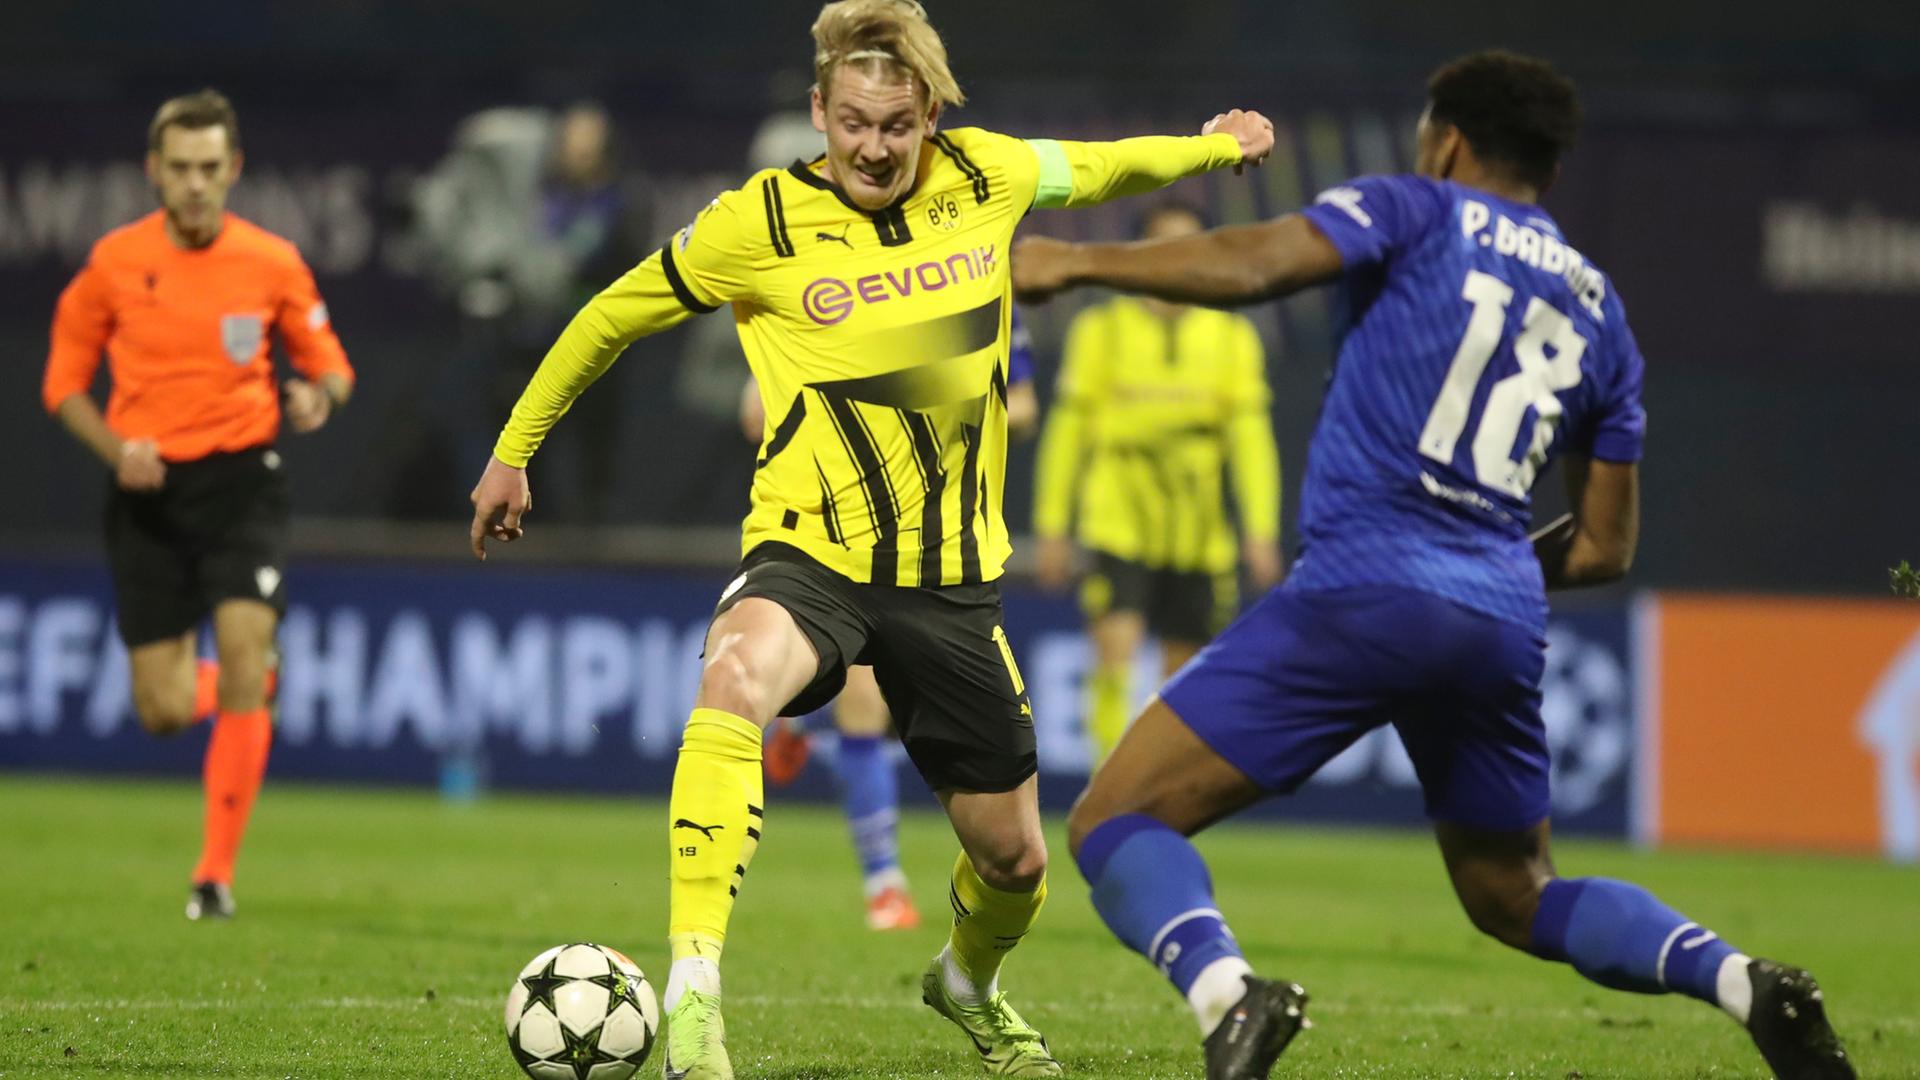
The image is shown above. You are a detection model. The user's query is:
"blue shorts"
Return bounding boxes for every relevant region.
[1160,584,1550,832]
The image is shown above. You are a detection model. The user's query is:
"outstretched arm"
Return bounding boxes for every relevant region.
[492,250,705,468]
[1015,214,1343,307]
[1029,110,1274,210]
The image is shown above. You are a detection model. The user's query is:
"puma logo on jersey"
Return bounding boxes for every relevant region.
[673,819,724,841]
[816,225,853,249]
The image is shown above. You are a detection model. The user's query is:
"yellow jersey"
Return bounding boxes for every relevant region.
[496,127,1244,585]
[1033,297,1280,574]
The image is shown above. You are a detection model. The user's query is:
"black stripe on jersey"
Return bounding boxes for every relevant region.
[931,133,990,204]
[850,402,905,583]
[990,356,1009,406]
[815,462,844,545]
[957,422,983,583]
[899,410,947,586]
[824,396,901,582]
[659,245,720,314]
[872,205,913,247]
[762,177,796,258]
[817,392,883,539]
[756,393,807,468]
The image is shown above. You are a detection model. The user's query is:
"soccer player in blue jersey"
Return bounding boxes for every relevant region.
[1014,51,1854,1080]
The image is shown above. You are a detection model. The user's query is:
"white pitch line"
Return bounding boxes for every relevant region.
[3,995,1915,1032]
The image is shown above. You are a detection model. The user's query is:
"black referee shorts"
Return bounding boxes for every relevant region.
[106,446,290,647]
[712,542,1036,794]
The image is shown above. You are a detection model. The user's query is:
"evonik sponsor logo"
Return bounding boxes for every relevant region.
[802,244,998,325]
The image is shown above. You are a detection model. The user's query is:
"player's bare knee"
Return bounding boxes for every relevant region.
[133,691,194,735]
[697,649,772,723]
[972,841,1048,894]
[1459,872,1546,950]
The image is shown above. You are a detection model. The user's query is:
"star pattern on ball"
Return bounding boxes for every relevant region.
[558,1020,620,1080]
[519,958,570,1017]
[586,970,637,1015]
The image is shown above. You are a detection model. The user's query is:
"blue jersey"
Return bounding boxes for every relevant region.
[1290,175,1646,629]
[1007,305,1035,386]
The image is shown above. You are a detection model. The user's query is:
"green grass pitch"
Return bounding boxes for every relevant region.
[2,774,1915,1078]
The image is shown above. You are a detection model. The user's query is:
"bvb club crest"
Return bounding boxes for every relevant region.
[926,193,962,232]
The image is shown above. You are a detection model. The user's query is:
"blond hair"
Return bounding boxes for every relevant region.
[812,0,964,108]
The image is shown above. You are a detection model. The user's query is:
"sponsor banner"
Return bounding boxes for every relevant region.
[0,556,1636,833]
[1643,594,1920,860]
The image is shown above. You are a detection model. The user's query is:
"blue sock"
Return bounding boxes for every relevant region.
[833,735,900,882]
[1075,814,1246,998]
[1529,877,1741,1004]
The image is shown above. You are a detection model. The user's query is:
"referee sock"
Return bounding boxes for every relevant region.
[1077,813,1252,1036]
[192,708,272,886]
[190,661,277,723]
[942,849,1046,1005]
[191,660,220,723]
[1529,877,1752,1023]
[665,708,764,1010]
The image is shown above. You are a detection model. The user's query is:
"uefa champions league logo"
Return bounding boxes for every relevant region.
[1538,624,1633,817]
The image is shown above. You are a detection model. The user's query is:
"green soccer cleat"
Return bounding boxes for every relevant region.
[660,988,732,1080]
[921,956,1064,1077]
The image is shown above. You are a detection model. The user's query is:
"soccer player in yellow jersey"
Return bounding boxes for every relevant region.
[469,2,1272,1075]
[1033,204,1283,767]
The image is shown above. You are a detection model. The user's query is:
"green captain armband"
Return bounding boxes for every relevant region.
[1027,138,1074,210]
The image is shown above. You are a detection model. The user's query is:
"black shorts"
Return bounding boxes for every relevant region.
[1080,550,1238,644]
[106,446,290,647]
[713,542,1036,794]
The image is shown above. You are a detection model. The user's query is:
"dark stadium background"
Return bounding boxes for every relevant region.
[3,0,1913,593]
[2,1,1916,855]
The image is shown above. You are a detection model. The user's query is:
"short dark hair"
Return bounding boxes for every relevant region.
[1135,200,1208,239]
[1427,51,1579,190]
[148,89,241,154]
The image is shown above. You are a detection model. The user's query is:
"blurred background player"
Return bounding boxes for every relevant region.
[1021,51,1855,1080]
[750,307,1040,931]
[468,0,1274,1073]
[40,89,354,921]
[1031,203,1281,767]
[412,100,649,522]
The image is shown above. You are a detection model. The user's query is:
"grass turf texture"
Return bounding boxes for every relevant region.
[2,775,1915,1079]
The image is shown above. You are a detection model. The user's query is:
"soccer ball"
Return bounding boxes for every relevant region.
[504,942,659,1079]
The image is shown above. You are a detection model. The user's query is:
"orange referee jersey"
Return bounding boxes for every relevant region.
[42,210,354,463]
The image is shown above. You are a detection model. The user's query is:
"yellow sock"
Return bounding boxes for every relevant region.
[946,849,1046,995]
[1087,666,1131,767]
[667,707,764,963]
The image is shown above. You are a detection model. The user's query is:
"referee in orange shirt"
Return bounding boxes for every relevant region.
[41,90,354,920]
